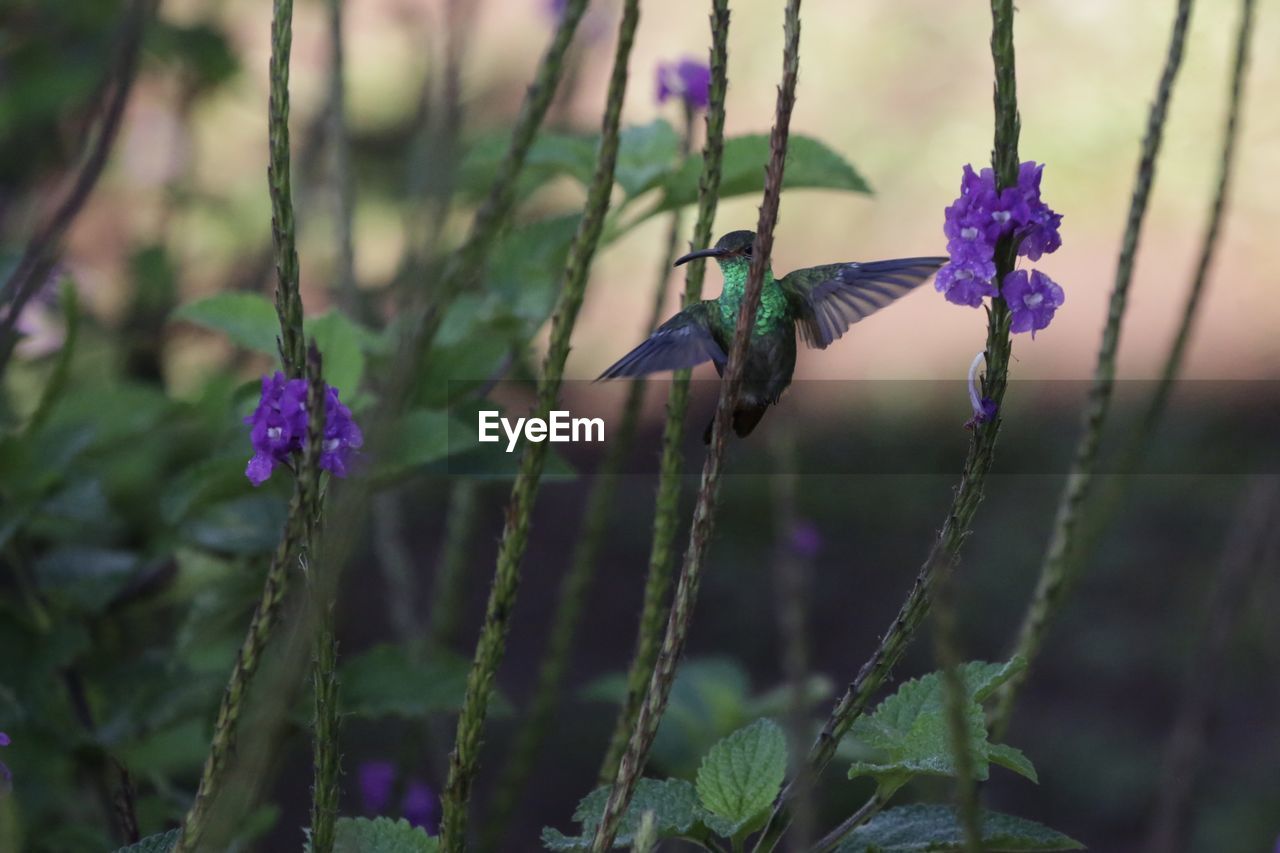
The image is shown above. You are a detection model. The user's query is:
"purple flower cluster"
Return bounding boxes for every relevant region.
[359,760,440,834]
[244,372,363,486]
[656,58,711,112]
[1,732,11,797]
[936,162,1065,336]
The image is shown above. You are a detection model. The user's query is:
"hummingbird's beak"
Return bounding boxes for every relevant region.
[673,247,727,267]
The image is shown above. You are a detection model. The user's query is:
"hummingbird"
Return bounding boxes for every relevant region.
[598,230,946,441]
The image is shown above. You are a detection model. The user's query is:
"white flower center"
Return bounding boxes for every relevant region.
[991,210,1011,223]
[324,438,341,452]
[955,269,973,280]
[1023,292,1044,308]
[961,227,979,240]
[267,427,282,440]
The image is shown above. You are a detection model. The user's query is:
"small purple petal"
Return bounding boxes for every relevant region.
[358,760,396,815]
[0,733,10,747]
[402,781,441,834]
[655,58,711,111]
[1003,269,1065,338]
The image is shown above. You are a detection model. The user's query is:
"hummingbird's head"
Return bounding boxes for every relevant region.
[673,229,756,268]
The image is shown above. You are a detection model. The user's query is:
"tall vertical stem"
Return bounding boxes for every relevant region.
[438,1,644,847]
[991,0,1196,736]
[591,1,801,847]
[598,0,732,786]
[754,1,1022,847]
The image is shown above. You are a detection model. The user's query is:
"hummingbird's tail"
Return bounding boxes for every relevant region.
[701,403,770,444]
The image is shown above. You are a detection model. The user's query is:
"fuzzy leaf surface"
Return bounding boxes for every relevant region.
[835,804,1084,852]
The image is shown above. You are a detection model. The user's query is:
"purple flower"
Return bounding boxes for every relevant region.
[965,351,997,429]
[1012,162,1063,261]
[1002,269,1065,337]
[543,0,567,19]
[787,520,823,559]
[244,372,363,486]
[402,781,440,834]
[358,760,396,815]
[938,161,1064,313]
[935,256,998,308]
[656,58,711,111]
[1,732,11,798]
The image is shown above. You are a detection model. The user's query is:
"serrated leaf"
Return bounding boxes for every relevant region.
[113,829,181,853]
[305,310,370,399]
[615,119,681,197]
[328,816,439,853]
[696,718,788,837]
[847,661,1034,794]
[835,804,1084,852]
[987,742,1038,783]
[542,778,701,850]
[174,293,278,355]
[654,134,871,215]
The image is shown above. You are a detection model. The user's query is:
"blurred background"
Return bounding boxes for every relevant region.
[1,0,1277,850]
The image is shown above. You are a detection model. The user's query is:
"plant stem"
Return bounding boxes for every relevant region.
[810,792,887,853]
[990,0,1196,738]
[590,1,801,848]
[437,0,643,846]
[484,118,696,850]
[0,0,154,375]
[754,2,1021,847]
[428,481,481,650]
[932,570,980,853]
[597,0,731,786]
[176,1,314,846]
[326,0,358,316]
[267,0,304,378]
[305,349,339,853]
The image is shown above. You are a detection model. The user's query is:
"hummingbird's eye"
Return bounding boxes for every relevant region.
[744,244,753,256]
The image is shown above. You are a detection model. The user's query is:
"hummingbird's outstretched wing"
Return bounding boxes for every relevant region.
[597,304,726,380]
[780,257,947,349]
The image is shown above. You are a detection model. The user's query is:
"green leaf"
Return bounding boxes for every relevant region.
[542,778,702,850]
[696,718,788,837]
[180,493,288,556]
[305,310,370,398]
[33,546,141,611]
[329,816,439,853]
[374,409,478,481]
[654,134,871,215]
[835,804,1084,852]
[987,742,1039,784]
[846,660,1034,795]
[341,644,484,718]
[458,130,597,202]
[113,829,181,853]
[615,119,681,197]
[174,292,278,355]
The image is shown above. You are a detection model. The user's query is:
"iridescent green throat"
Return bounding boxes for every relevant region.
[716,257,787,336]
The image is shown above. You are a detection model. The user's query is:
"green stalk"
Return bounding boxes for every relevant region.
[306,349,339,853]
[437,0,643,847]
[597,0,731,785]
[754,1,1022,847]
[591,1,800,848]
[990,0,1195,737]
[427,480,481,650]
[932,571,980,853]
[176,1,311,847]
[326,0,357,316]
[483,115,697,850]
[267,0,304,377]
